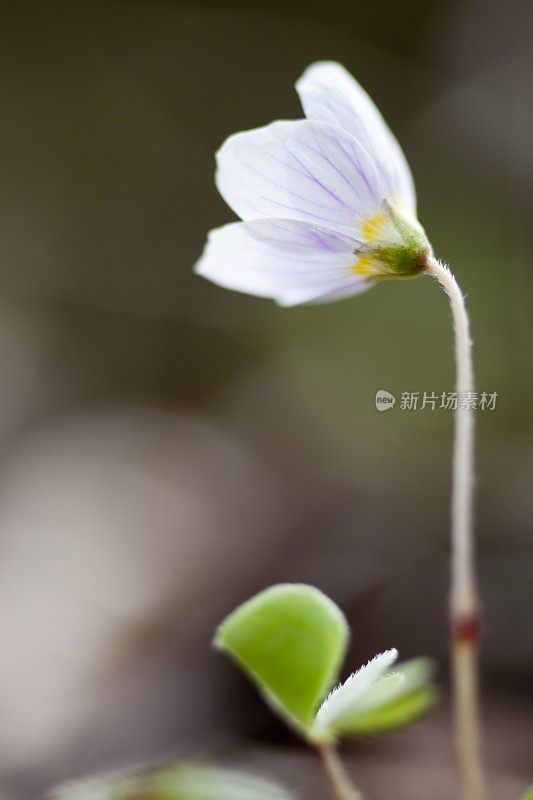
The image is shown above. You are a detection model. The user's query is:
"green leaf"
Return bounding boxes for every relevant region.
[517,789,533,800]
[334,685,437,735]
[214,583,348,732]
[145,764,295,800]
[394,657,434,689]
[311,656,436,741]
[48,764,294,800]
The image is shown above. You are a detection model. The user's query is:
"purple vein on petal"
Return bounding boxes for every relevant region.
[328,134,379,200]
[301,127,367,199]
[243,140,354,212]
[227,156,364,231]
[279,142,355,210]
[234,152,347,211]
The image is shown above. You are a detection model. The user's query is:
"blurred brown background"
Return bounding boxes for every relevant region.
[0,1,531,798]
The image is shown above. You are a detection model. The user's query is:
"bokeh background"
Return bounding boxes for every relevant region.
[0,1,531,798]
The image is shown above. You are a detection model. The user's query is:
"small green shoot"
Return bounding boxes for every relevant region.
[215,584,436,743]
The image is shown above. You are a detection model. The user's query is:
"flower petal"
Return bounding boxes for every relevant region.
[276,277,373,307]
[296,62,416,214]
[216,120,385,235]
[312,649,398,736]
[194,219,372,306]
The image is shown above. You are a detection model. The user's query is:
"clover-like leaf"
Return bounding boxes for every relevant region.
[334,683,437,735]
[517,789,533,800]
[49,764,295,800]
[214,583,348,733]
[311,654,436,741]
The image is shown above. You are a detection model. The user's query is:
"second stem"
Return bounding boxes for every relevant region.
[426,257,486,800]
[316,743,364,800]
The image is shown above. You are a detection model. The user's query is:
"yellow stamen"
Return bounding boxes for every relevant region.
[352,255,374,275]
[360,213,385,243]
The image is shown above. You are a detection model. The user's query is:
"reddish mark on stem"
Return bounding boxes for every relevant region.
[453,614,480,644]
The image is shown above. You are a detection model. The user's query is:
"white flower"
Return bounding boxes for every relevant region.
[195,61,432,306]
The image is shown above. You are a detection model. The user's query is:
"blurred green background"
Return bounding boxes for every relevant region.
[0,1,531,798]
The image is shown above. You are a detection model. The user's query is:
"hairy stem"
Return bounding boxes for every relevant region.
[315,743,365,800]
[426,257,486,800]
